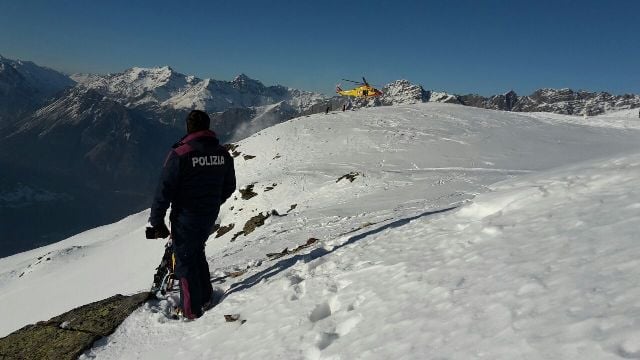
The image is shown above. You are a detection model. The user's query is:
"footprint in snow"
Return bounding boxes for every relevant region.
[309,302,332,323]
[617,332,640,359]
[286,273,306,301]
[309,296,341,323]
[316,332,339,350]
[347,295,366,311]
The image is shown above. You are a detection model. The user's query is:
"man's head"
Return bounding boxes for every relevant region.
[186,110,211,134]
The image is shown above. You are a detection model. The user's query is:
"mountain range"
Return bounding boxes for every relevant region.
[0,55,639,257]
[456,88,640,116]
[362,79,640,116]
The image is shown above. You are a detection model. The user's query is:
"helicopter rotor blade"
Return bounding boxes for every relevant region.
[341,78,364,85]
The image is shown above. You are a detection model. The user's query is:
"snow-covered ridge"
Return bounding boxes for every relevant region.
[519,88,640,115]
[457,88,640,116]
[0,55,75,126]
[71,66,324,113]
[19,86,120,133]
[0,55,75,96]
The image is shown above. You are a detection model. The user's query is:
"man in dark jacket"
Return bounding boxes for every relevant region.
[147,110,236,319]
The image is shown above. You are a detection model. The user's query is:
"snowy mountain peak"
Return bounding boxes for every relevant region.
[123,65,184,88]
[232,73,252,83]
[126,65,176,80]
[379,79,429,105]
[0,56,75,93]
[231,73,266,91]
[71,66,192,107]
[0,55,75,126]
[530,87,575,100]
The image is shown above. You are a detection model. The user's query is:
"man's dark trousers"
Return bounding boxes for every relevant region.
[171,212,216,319]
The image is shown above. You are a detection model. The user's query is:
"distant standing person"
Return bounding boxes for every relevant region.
[147,110,236,320]
[325,105,331,114]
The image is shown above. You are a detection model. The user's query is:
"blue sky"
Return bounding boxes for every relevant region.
[1,0,638,96]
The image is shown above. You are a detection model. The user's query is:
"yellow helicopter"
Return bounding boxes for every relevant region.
[336,77,383,98]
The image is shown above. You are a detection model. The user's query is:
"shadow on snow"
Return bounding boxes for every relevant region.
[219,205,458,300]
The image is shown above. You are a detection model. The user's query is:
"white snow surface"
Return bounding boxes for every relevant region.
[1,103,640,359]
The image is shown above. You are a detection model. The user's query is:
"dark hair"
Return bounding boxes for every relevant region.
[186,110,210,133]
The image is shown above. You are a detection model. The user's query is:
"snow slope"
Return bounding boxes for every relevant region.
[1,103,640,359]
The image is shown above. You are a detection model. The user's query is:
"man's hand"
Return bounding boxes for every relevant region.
[146,223,170,239]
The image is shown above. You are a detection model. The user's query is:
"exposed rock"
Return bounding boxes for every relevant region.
[224,314,241,322]
[223,314,246,324]
[243,212,271,236]
[230,231,244,241]
[239,184,257,200]
[337,172,362,183]
[271,209,288,217]
[266,238,319,260]
[0,292,149,360]
[216,223,235,238]
[223,143,239,153]
[226,212,272,241]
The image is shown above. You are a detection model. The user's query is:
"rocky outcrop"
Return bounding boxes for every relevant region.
[0,292,149,360]
[379,80,430,105]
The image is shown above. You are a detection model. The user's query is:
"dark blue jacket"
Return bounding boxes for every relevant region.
[149,130,236,227]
